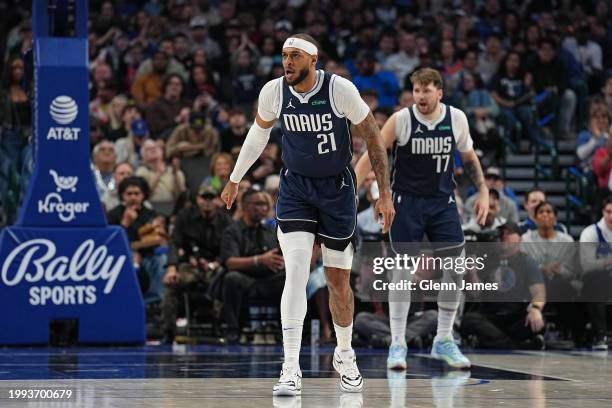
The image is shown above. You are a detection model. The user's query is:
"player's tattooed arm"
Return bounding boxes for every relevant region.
[461,150,486,190]
[351,112,391,192]
[461,149,489,225]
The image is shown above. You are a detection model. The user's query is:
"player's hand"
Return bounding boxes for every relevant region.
[221,181,239,209]
[525,307,544,333]
[374,192,395,234]
[474,188,489,226]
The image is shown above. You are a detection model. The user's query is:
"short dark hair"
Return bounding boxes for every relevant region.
[603,195,612,209]
[539,37,557,50]
[241,187,266,207]
[118,176,150,200]
[163,73,184,93]
[534,201,557,216]
[525,187,545,202]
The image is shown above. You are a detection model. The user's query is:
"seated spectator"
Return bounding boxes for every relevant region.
[490,51,536,142]
[461,222,546,349]
[353,50,399,109]
[108,101,142,142]
[145,74,190,140]
[166,111,220,191]
[136,140,186,215]
[115,118,149,169]
[457,72,500,165]
[249,144,281,186]
[219,188,285,344]
[357,171,377,213]
[201,152,234,196]
[89,78,118,126]
[161,186,233,343]
[220,109,248,155]
[230,41,261,113]
[562,22,603,92]
[464,167,518,223]
[187,64,218,100]
[383,31,419,89]
[131,51,169,108]
[477,33,505,86]
[519,188,568,234]
[357,180,383,242]
[136,37,189,81]
[102,162,134,211]
[107,94,128,137]
[579,196,612,350]
[521,202,578,338]
[463,188,506,234]
[106,176,167,304]
[592,133,612,210]
[526,38,576,137]
[576,98,610,176]
[355,306,438,349]
[602,74,612,113]
[92,140,117,197]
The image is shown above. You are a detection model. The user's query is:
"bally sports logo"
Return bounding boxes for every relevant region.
[37,170,90,222]
[1,239,126,306]
[47,95,81,141]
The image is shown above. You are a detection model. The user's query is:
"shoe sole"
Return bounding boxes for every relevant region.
[333,355,363,393]
[386,359,407,370]
[431,351,471,369]
[273,386,301,396]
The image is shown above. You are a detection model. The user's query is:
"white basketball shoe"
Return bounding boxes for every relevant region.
[273,362,302,396]
[333,347,364,393]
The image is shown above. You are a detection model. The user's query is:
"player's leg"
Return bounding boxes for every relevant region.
[273,170,317,396]
[387,194,426,370]
[425,196,470,369]
[317,167,362,392]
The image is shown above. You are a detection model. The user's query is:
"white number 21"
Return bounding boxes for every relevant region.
[317,132,337,154]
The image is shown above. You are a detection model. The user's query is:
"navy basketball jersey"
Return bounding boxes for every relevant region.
[278,71,352,178]
[391,105,456,196]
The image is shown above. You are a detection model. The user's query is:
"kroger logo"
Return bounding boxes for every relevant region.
[49,95,78,125]
[37,170,89,222]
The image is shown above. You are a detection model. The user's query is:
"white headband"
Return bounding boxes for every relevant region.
[282,37,318,56]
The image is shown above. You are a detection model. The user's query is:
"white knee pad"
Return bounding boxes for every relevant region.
[437,248,466,310]
[321,242,354,269]
[278,229,315,321]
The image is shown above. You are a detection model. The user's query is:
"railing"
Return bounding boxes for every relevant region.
[533,136,559,185]
[565,166,590,225]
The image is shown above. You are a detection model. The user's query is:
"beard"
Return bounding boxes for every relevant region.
[286,67,310,86]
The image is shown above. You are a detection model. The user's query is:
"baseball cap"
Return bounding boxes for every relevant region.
[198,185,218,199]
[485,166,502,179]
[498,221,522,236]
[189,111,206,129]
[190,16,207,29]
[131,119,148,137]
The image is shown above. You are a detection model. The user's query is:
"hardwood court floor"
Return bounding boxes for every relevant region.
[0,345,610,407]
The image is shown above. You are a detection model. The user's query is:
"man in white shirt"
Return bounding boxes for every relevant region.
[579,196,612,350]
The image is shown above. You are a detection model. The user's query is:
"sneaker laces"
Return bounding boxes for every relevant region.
[342,360,361,379]
[439,340,464,360]
[389,344,406,358]
[279,364,299,382]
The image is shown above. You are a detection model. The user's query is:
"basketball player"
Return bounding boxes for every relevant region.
[355,68,489,370]
[221,34,395,395]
